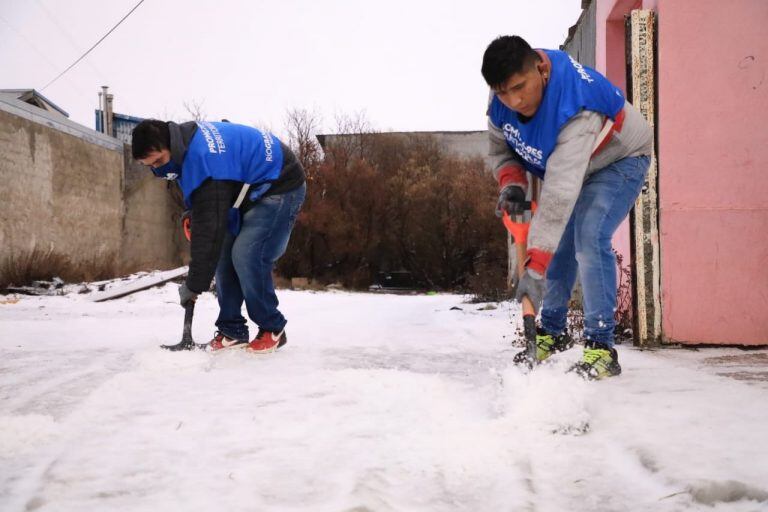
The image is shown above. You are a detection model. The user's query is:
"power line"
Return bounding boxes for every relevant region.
[41,0,147,91]
[0,13,63,74]
[33,1,110,84]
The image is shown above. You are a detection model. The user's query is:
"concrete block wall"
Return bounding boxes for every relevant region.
[121,147,188,274]
[0,106,184,282]
[0,108,123,265]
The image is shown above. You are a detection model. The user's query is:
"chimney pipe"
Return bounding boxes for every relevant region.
[100,85,109,135]
[105,93,114,137]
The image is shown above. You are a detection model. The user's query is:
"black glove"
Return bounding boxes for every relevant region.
[515,269,546,314]
[496,185,526,217]
[178,283,198,308]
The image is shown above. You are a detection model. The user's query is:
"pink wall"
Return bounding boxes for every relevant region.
[594,0,642,296]
[595,0,768,344]
[656,0,768,344]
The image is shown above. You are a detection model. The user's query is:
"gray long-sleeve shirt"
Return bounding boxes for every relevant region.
[488,99,653,254]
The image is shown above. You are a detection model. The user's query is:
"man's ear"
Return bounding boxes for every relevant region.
[536,59,548,77]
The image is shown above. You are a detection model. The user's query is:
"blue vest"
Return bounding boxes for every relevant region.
[178,121,284,206]
[488,50,625,179]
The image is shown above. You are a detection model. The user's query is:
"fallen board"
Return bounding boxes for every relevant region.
[89,266,189,302]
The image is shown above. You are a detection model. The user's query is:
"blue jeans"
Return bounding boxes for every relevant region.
[215,183,306,340]
[540,156,650,346]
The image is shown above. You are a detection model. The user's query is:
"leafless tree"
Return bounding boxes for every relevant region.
[284,108,323,171]
[332,110,377,161]
[182,98,207,121]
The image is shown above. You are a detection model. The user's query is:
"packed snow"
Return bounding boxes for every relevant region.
[1,280,767,511]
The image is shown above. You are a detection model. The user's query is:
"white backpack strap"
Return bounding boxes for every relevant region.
[592,118,615,153]
[232,183,251,209]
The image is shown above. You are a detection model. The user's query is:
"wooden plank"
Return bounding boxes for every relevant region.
[628,10,663,346]
[89,266,189,302]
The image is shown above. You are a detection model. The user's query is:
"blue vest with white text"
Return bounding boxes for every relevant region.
[178,121,284,206]
[488,50,624,179]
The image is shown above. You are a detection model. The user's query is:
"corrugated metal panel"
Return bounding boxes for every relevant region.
[562,0,596,67]
[95,110,143,145]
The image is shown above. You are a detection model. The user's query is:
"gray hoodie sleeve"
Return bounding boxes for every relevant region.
[488,118,529,189]
[527,110,604,254]
[487,92,528,191]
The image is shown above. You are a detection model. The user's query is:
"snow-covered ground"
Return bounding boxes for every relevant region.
[1,282,767,512]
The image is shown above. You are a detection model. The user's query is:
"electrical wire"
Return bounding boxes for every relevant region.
[40,0,146,91]
[34,0,109,82]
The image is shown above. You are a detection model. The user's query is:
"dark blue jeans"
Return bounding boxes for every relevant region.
[215,183,306,340]
[541,156,650,346]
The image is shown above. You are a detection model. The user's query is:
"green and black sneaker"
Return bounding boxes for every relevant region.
[570,341,622,380]
[513,327,574,365]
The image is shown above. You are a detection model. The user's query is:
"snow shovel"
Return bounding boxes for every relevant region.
[502,202,538,366]
[161,302,206,351]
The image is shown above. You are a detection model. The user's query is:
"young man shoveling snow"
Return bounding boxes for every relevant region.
[132,119,306,353]
[482,36,652,378]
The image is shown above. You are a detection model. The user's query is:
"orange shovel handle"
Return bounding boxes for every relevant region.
[502,201,538,317]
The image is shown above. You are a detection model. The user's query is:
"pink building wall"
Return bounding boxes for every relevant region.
[594,0,768,344]
[594,0,648,324]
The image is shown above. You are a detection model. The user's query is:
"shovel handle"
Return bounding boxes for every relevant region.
[512,218,538,363]
[501,201,540,363]
[181,302,194,343]
[504,202,538,317]
[515,241,537,318]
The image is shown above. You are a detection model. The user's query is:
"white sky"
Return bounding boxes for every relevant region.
[0,0,583,135]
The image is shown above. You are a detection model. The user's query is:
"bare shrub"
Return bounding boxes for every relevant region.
[563,249,634,343]
[182,98,206,121]
[285,108,323,172]
[465,254,509,302]
[276,110,507,297]
[614,251,633,341]
[0,248,70,289]
[0,247,118,289]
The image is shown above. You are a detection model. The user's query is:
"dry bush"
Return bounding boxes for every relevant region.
[465,254,510,302]
[0,247,118,289]
[276,111,508,298]
[614,251,633,341]
[563,249,634,343]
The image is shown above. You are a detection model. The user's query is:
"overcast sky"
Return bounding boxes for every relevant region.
[0,0,583,135]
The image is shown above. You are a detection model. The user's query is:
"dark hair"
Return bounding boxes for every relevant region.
[131,119,170,159]
[481,35,541,89]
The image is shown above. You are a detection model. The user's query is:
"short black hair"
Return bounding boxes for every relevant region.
[481,35,541,89]
[131,119,170,159]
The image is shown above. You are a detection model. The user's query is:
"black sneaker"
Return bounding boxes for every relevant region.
[570,341,622,379]
[514,327,574,364]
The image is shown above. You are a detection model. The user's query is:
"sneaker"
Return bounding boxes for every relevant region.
[513,327,574,364]
[207,331,248,352]
[570,341,622,379]
[246,328,287,354]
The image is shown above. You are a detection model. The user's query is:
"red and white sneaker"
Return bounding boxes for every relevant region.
[246,328,287,353]
[207,331,248,352]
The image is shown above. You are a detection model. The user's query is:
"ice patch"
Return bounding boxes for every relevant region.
[0,414,58,456]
